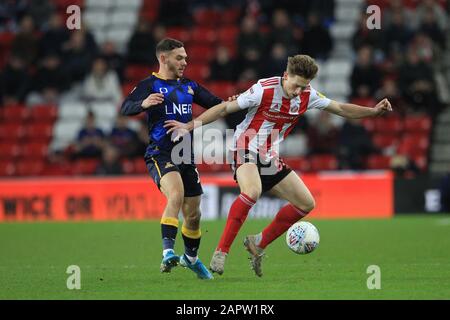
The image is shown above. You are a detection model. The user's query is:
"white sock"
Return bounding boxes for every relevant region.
[255,233,262,247]
[163,249,174,257]
[185,254,198,264]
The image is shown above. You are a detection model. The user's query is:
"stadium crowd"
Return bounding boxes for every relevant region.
[0,0,448,177]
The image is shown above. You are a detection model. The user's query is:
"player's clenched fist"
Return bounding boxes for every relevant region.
[141,93,164,109]
[373,98,393,116]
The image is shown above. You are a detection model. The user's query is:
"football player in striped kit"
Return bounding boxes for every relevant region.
[165,54,392,277]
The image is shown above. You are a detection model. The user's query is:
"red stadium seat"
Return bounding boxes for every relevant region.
[166,27,191,43]
[16,160,45,176]
[121,159,135,174]
[411,154,427,171]
[221,8,242,25]
[397,134,429,158]
[367,155,392,170]
[0,161,15,176]
[372,133,400,149]
[403,115,432,133]
[0,124,25,141]
[125,64,153,82]
[193,9,220,27]
[72,159,100,175]
[217,26,240,44]
[309,155,338,171]
[361,118,375,132]
[186,45,216,62]
[283,157,311,172]
[0,143,21,160]
[190,28,217,45]
[28,105,58,123]
[183,63,210,81]
[207,81,237,100]
[374,116,403,133]
[23,123,53,143]
[41,162,72,176]
[19,143,49,159]
[0,105,29,123]
[133,158,148,174]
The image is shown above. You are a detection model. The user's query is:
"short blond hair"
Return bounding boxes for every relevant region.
[287,55,318,80]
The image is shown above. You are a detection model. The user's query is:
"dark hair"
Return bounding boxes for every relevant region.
[287,55,318,80]
[155,38,184,57]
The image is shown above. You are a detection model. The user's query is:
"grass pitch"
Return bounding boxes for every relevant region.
[0,215,449,300]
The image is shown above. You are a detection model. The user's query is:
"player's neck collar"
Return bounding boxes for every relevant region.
[153,72,180,81]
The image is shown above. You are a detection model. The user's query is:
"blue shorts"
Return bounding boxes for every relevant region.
[145,152,203,197]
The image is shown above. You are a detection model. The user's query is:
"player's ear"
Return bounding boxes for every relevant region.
[159,52,166,64]
[282,71,288,80]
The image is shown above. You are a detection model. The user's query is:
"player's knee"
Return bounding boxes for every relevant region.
[299,197,315,213]
[241,186,261,201]
[184,212,201,229]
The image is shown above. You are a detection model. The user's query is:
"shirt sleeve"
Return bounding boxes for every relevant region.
[193,83,223,108]
[236,82,263,109]
[307,86,331,110]
[120,80,153,116]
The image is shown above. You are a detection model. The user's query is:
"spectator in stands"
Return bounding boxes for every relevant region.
[100,41,125,83]
[0,0,28,32]
[26,53,69,106]
[126,19,158,66]
[419,8,446,51]
[390,154,421,178]
[95,144,123,176]
[375,78,408,116]
[81,57,122,106]
[383,10,414,59]
[337,118,377,170]
[38,13,70,59]
[350,46,382,99]
[398,48,441,115]
[236,47,263,81]
[158,0,191,27]
[350,85,377,110]
[307,111,339,155]
[262,42,288,77]
[383,0,415,29]
[108,115,139,158]
[209,46,236,81]
[414,0,448,31]
[62,30,98,84]
[26,0,54,31]
[302,12,333,61]
[352,13,385,55]
[11,15,39,66]
[73,111,106,159]
[0,55,30,105]
[237,15,266,58]
[266,9,297,55]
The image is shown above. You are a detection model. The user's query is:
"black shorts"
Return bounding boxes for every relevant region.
[145,152,203,197]
[231,149,292,193]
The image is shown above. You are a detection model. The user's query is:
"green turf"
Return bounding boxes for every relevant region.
[0,215,449,300]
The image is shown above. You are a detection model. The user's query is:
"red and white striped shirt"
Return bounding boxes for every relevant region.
[233,77,331,160]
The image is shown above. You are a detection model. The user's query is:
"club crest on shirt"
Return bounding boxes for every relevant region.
[165,162,174,169]
[289,104,300,114]
[187,86,194,95]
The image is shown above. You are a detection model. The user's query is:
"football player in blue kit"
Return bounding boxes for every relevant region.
[120,38,224,279]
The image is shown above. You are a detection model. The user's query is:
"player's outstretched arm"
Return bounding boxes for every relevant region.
[324,98,393,119]
[164,100,241,134]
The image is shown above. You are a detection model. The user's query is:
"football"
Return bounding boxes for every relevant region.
[286,221,320,254]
